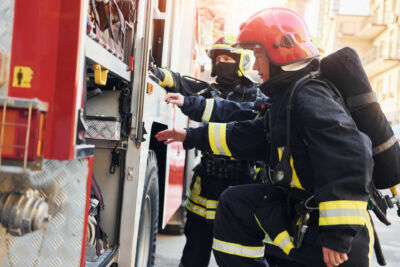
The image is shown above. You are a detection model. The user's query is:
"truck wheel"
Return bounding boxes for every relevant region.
[135,151,159,267]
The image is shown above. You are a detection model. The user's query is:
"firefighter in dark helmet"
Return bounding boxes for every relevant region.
[156,7,374,267]
[151,34,265,267]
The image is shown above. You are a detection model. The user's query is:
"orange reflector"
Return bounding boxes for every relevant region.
[147,82,154,94]
[0,106,46,163]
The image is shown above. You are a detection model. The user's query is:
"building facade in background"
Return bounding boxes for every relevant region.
[192,0,400,127]
[321,0,400,125]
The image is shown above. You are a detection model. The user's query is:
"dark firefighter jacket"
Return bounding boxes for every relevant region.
[183,65,374,255]
[151,66,260,103]
[154,66,265,221]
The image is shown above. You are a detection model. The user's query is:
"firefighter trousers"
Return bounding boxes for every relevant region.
[212,184,375,267]
[180,162,255,267]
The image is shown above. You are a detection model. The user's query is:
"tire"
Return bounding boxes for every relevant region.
[135,151,159,267]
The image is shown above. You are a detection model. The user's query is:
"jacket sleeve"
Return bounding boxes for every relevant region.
[180,96,255,123]
[151,67,208,96]
[295,83,373,253]
[183,116,268,160]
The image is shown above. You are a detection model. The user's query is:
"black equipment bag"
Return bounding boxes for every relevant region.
[320,47,400,189]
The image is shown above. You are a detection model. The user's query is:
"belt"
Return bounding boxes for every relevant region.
[201,155,250,180]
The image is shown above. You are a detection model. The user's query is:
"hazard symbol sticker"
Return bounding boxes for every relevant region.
[12,66,33,88]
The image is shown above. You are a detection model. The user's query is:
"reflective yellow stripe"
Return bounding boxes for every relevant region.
[188,192,218,209]
[191,176,201,195]
[319,216,366,226]
[159,68,173,88]
[159,68,169,87]
[254,214,274,245]
[186,199,216,220]
[212,238,265,258]
[319,200,368,226]
[219,124,231,156]
[208,123,232,156]
[320,200,367,210]
[254,167,260,180]
[273,231,294,255]
[210,44,232,50]
[209,123,218,154]
[165,69,174,88]
[202,99,215,123]
[277,147,304,190]
[365,211,374,267]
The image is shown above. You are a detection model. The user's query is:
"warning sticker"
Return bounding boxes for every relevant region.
[12,66,33,88]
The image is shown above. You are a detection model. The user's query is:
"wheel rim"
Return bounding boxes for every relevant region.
[137,195,152,267]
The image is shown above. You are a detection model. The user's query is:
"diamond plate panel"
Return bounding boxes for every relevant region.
[0,159,90,267]
[85,119,121,140]
[0,0,14,95]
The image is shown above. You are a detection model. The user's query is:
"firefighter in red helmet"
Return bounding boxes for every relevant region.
[156,7,374,267]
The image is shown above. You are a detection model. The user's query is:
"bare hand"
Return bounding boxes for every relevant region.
[165,93,184,107]
[155,128,187,145]
[322,247,348,267]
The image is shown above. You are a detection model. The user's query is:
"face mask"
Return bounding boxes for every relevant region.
[213,62,240,84]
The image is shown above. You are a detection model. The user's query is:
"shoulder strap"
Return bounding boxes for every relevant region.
[286,71,319,147]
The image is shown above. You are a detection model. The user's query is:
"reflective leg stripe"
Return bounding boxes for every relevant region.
[185,198,216,219]
[209,123,232,157]
[201,99,214,123]
[319,200,368,226]
[187,176,218,217]
[365,211,374,267]
[191,176,202,195]
[254,214,274,245]
[159,68,174,88]
[273,231,295,255]
[188,176,218,209]
[212,238,265,258]
[188,192,218,209]
[277,147,304,190]
[254,167,260,180]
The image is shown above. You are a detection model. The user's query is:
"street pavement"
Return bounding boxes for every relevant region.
[155,206,400,267]
[155,234,218,267]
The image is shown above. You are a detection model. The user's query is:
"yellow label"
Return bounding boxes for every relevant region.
[12,66,33,88]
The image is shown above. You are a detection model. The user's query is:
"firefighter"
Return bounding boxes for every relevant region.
[155,7,374,267]
[151,34,264,267]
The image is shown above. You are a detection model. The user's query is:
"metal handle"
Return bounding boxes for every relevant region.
[134,0,153,147]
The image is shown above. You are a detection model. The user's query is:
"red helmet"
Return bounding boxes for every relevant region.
[234,7,319,67]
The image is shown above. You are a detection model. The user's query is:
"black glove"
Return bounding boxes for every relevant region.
[149,66,174,89]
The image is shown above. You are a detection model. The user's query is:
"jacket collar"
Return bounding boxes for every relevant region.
[260,59,319,102]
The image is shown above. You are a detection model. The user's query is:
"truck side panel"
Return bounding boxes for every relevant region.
[8,0,87,160]
[0,158,93,266]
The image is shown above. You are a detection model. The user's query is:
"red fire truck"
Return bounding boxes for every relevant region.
[0,0,199,266]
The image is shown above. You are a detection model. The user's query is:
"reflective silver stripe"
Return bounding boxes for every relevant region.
[209,123,232,156]
[191,176,201,195]
[277,236,291,252]
[373,135,397,155]
[212,238,265,258]
[202,99,214,123]
[319,200,367,226]
[273,231,294,255]
[186,199,216,219]
[188,192,218,209]
[213,123,225,154]
[320,208,367,218]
